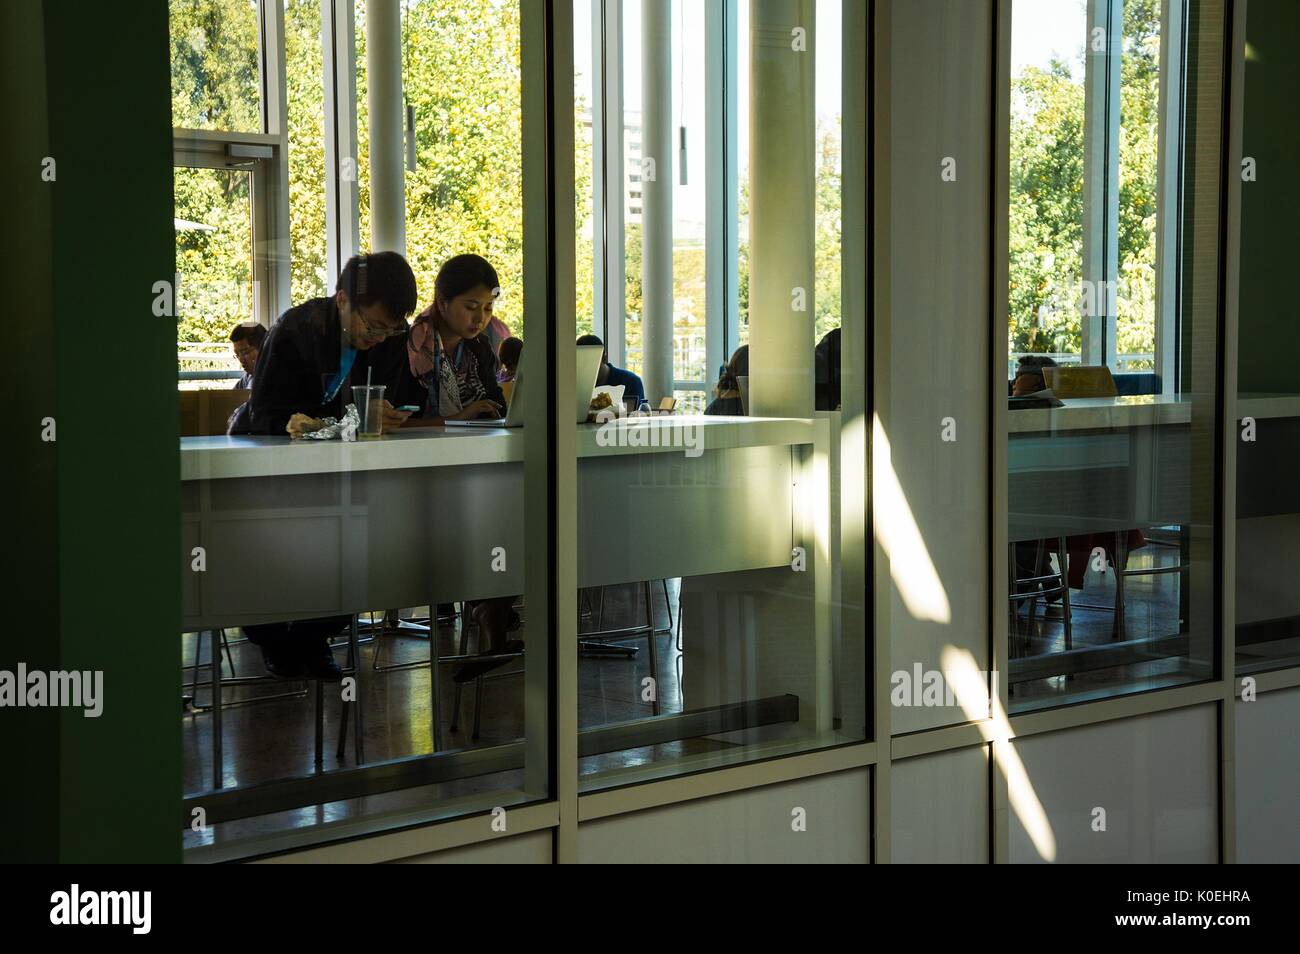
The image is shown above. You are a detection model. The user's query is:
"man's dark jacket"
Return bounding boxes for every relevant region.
[243,297,425,435]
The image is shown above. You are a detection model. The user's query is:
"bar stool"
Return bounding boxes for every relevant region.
[1007,537,1072,659]
[201,617,365,792]
[577,580,662,715]
[450,599,525,740]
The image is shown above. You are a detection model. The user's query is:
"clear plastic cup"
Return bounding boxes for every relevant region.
[353,385,386,439]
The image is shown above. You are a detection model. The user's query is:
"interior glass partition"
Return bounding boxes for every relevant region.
[175,0,552,858]
[1005,0,1223,711]
[1233,0,1300,675]
[575,0,866,791]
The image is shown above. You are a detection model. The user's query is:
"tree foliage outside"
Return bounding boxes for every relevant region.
[170,0,261,349]
[170,0,841,380]
[1009,0,1161,367]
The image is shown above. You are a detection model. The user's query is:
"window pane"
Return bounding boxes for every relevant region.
[181,0,548,857]
[356,0,526,332]
[577,0,862,792]
[174,165,254,387]
[1117,0,1160,372]
[1008,0,1086,367]
[1234,0,1300,674]
[575,0,597,338]
[169,0,263,133]
[1005,0,1219,712]
[286,0,329,301]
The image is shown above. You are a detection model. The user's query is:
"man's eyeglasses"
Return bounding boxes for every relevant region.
[355,312,408,339]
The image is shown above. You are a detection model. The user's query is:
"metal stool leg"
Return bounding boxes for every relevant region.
[210,629,223,790]
[1058,537,1072,651]
[659,579,674,633]
[430,603,444,753]
[220,629,236,677]
[351,615,365,763]
[472,675,484,740]
[645,581,660,716]
[450,623,471,732]
[1112,532,1129,640]
[314,680,324,770]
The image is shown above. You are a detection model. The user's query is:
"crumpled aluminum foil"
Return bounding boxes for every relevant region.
[299,403,360,442]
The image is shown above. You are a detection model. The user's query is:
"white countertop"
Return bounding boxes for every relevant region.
[1008,392,1300,434]
[181,415,820,481]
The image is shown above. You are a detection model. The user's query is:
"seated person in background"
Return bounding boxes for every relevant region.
[247,251,423,436]
[226,322,266,434]
[705,345,748,416]
[815,328,840,410]
[497,336,523,384]
[230,322,266,389]
[577,333,645,410]
[240,252,422,679]
[1011,354,1057,397]
[406,253,508,424]
[407,254,519,680]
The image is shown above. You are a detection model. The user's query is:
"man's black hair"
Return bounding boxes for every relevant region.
[337,251,418,320]
[576,333,603,348]
[230,323,268,349]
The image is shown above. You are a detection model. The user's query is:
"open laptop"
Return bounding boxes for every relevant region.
[446,343,604,428]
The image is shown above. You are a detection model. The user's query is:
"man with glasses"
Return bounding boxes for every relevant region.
[240,252,424,678]
[247,251,424,436]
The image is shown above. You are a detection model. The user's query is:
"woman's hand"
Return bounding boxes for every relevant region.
[450,399,504,421]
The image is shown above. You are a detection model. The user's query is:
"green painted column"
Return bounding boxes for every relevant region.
[3,0,179,862]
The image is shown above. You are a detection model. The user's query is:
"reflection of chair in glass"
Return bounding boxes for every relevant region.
[1106,526,1190,641]
[1008,538,1072,658]
[192,617,365,792]
[577,581,664,716]
[368,604,459,673]
[449,599,525,740]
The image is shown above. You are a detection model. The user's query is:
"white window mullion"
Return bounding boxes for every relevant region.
[705,0,738,386]
[1153,0,1187,392]
[1082,0,1122,369]
[259,0,291,322]
[601,0,627,367]
[322,0,360,285]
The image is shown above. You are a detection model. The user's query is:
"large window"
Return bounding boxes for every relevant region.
[1005,0,1218,712]
[174,0,550,859]
[1233,0,1300,675]
[574,0,864,791]
[1008,0,1170,377]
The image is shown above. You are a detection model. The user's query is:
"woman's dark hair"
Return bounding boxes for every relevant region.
[498,336,523,370]
[434,253,500,305]
[716,345,749,397]
[337,251,418,319]
[229,323,267,349]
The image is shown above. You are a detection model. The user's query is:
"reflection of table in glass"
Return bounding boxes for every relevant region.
[1007,395,1212,686]
[1008,395,1199,544]
[180,416,832,819]
[182,417,825,621]
[1233,394,1300,654]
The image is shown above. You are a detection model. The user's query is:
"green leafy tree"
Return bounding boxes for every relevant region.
[1009,0,1161,366]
